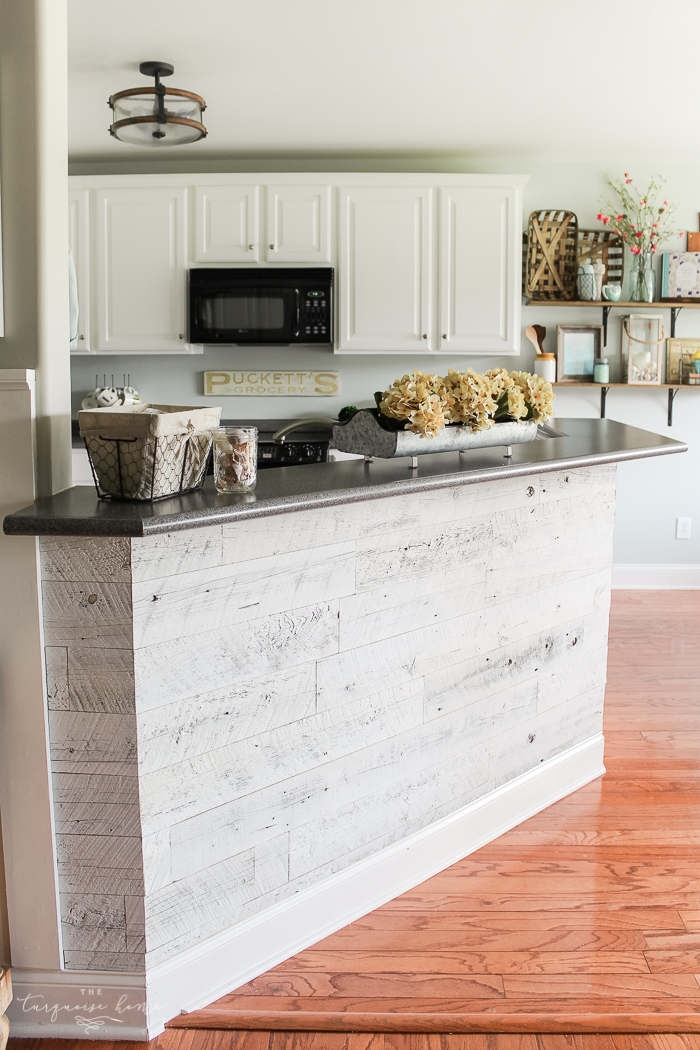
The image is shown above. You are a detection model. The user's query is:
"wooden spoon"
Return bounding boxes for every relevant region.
[533,324,547,352]
[525,326,540,354]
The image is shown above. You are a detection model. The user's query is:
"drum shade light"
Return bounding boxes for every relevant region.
[109,61,207,146]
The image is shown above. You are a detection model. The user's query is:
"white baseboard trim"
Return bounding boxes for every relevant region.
[5,969,147,1040]
[145,734,605,1037]
[612,563,700,589]
[6,735,604,1040]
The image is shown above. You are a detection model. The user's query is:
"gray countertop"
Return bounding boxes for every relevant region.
[4,419,687,538]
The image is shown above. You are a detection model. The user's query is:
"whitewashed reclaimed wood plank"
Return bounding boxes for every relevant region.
[255,834,289,895]
[68,670,135,714]
[68,647,134,673]
[137,662,316,775]
[220,496,420,563]
[63,950,144,973]
[142,829,171,896]
[144,848,255,952]
[418,474,542,528]
[61,924,127,952]
[140,679,424,835]
[492,495,616,557]
[56,833,142,871]
[58,869,144,896]
[46,646,69,710]
[289,746,490,879]
[131,526,222,583]
[485,536,613,606]
[339,572,486,655]
[51,772,139,806]
[132,542,356,649]
[53,801,141,837]
[538,464,616,504]
[422,611,609,722]
[49,711,137,766]
[40,536,131,583]
[354,518,491,594]
[51,760,138,776]
[42,581,133,648]
[537,644,608,714]
[133,601,339,712]
[60,892,126,929]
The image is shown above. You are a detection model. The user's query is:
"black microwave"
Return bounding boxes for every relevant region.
[189,267,333,345]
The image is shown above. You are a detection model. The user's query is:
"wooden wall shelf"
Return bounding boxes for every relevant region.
[524,298,700,340]
[552,382,699,426]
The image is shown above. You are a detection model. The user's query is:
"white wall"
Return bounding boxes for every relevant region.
[69,158,698,567]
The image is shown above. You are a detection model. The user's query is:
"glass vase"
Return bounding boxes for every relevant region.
[628,251,656,303]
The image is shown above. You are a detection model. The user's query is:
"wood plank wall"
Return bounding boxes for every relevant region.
[38,465,616,974]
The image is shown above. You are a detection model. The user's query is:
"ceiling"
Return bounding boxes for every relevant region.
[68,0,700,164]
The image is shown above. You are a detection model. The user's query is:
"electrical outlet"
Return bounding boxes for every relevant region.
[676,517,692,540]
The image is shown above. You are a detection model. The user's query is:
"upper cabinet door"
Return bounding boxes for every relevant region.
[439,185,521,354]
[338,186,432,353]
[94,187,189,353]
[194,184,259,262]
[68,189,91,353]
[265,184,331,262]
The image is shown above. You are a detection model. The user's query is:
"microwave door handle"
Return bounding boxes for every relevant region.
[294,289,301,339]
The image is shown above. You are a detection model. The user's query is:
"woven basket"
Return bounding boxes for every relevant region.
[79,403,221,501]
[577,229,624,288]
[525,210,579,300]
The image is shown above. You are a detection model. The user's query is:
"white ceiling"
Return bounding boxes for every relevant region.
[68,0,700,164]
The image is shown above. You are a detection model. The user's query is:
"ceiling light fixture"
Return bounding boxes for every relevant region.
[108,61,207,147]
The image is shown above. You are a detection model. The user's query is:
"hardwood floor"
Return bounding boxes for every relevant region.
[9,591,700,1048]
[167,591,700,1034]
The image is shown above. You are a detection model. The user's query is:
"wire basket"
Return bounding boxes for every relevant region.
[79,403,221,501]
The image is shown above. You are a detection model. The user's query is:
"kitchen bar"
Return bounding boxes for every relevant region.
[2,418,686,1037]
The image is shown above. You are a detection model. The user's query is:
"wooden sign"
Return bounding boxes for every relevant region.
[204,370,339,397]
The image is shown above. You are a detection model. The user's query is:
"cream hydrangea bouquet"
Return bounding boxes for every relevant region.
[375,368,554,438]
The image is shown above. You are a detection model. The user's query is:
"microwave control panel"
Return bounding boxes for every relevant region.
[302,289,332,342]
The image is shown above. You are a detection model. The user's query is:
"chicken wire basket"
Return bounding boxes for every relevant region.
[79,403,222,501]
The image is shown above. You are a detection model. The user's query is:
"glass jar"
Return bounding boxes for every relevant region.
[213,426,257,492]
[628,251,656,303]
[594,358,610,384]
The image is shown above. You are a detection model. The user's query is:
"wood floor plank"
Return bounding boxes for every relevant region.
[502,974,700,998]
[611,1036,694,1050]
[233,974,505,998]
[645,951,700,972]
[538,1036,617,1050]
[269,1034,382,1050]
[313,929,648,951]
[270,951,650,975]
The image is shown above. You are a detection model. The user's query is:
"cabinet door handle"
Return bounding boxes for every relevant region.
[179,333,184,340]
[269,244,275,250]
[442,334,447,339]
[422,334,427,339]
[248,244,254,250]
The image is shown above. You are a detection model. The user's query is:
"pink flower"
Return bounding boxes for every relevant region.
[597,212,603,221]
[602,217,610,224]
[664,200,668,205]
[626,179,632,184]
[617,214,623,220]
[624,171,630,177]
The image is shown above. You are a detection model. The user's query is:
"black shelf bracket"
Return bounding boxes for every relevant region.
[600,386,609,418]
[671,306,683,337]
[668,387,680,427]
[602,305,612,347]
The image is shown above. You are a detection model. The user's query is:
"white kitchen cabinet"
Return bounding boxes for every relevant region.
[194,184,259,262]
[265,184,331,263]
[338,185,432,353]
[94,186,198,354]
[68,189,91,353]
[439,185,521,354]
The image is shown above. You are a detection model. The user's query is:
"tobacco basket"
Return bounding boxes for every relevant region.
[577,229,625,288]
[525,210,579,301]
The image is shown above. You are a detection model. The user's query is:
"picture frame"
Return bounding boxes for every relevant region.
[666,337,700,385]
[556,324,604,381]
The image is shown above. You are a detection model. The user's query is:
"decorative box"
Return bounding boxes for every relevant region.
[661,252,700,299]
